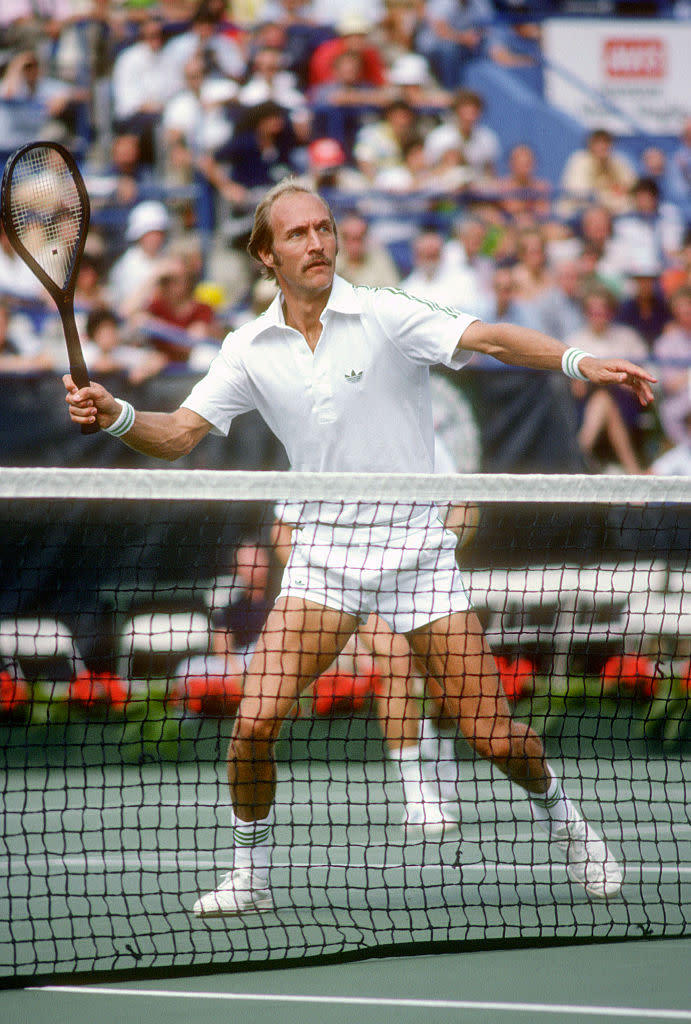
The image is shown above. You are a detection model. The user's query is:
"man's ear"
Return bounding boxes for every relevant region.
[257,248,274,271]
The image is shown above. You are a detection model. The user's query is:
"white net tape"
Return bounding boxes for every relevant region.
[0,467,689,504]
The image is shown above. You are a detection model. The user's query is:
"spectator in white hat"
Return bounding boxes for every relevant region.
[387,51,450,110]
[108,201,171,316]
[615,250,671,350]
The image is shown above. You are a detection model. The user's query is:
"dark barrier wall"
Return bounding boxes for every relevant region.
[0,367,582,472]
[0,371,286,471]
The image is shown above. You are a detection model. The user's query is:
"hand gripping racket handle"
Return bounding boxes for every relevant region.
[63,308,99,435]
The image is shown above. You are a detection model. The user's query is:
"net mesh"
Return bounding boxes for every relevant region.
[4,146,83,289]
[0,468,689,987]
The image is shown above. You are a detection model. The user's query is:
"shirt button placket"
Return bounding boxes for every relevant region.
[313,344,335,424]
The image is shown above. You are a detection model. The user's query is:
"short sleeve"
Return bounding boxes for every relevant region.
[180,342,256,436]
[368,286,477,371]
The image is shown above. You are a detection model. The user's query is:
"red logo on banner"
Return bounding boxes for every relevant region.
[603,38,667,78]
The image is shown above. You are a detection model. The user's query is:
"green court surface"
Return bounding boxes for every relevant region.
[1,748,689,985]
[5,938,691,1024]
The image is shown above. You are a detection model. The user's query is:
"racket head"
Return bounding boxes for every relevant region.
[0,141,90,309]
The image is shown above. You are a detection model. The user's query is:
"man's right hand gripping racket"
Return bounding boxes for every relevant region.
[1,140,98,434]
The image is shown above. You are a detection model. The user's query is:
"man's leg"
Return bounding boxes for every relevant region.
[193,598,357,917]
[408,611,548,792]
[357,614,457,834]
[407,611,623,900]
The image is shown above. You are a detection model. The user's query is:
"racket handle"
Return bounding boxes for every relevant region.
[64,309,100,435]
[69,364,99,435]
[68,362,99,435]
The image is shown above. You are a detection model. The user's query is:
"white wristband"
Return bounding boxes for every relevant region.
[561,347,592,382]
[103,399,135,437]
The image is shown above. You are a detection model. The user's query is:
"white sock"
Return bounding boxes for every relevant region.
[529,765,572,832]
[419,718,458,783]
[390,744,428,805]
[231,808,272,887]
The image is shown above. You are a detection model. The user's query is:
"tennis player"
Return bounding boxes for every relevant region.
[64,180,656,913]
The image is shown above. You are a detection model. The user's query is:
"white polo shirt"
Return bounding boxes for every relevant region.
[182,275,477,525]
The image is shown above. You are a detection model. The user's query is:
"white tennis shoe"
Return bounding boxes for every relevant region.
[436,778,462,808]
[537,801,623,901]
[193,869,274,917]
[401,790,459,838]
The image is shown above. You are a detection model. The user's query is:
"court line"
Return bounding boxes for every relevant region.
[2,853,689,879]
[28,986,691,1019]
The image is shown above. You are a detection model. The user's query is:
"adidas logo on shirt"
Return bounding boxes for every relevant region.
[345,369,363,383]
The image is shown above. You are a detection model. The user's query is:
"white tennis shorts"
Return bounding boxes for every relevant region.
[278,512,471,634]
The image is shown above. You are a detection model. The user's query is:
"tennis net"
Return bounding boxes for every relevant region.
[0,467,689,987]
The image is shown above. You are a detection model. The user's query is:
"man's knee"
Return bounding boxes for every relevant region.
[468,721,536,765]
[232,703,281,749]
[469,730,513,764]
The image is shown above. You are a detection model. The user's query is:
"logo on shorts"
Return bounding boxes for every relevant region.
[345,369,363,383]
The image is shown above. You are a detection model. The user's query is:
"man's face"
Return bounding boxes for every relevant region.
[556,261,580,297]
[262,191,337,296]
[582,207,611,245]
[141,20,164,50]
[456,100,480,133]
[672,294,691,331]
[634,187,658,215]
[493,269,515,309]
[589,135,612,163]
[339,217,368,262]
[585,296,612,332]
[414,232,442,270]
[510,145,534,179]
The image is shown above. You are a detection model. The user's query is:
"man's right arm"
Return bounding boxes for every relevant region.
[63,375,213,460]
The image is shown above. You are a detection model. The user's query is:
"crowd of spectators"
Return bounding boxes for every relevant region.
[0,0,690,474]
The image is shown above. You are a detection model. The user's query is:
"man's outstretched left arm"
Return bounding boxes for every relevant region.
[457,320,657,407]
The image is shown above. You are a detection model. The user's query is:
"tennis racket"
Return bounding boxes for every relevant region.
[0,140,98,434]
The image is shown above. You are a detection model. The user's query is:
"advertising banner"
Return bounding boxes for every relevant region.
[543,18,690,135]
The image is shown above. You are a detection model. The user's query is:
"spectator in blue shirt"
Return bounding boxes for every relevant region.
[616,256,672,351]
[414,0,494,89]
[213,100,305,189]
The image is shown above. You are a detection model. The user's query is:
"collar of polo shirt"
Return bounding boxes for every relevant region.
[252,275,364,337]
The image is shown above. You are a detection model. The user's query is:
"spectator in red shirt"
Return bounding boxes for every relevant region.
[144,255,218,364]
[308,13,387,88]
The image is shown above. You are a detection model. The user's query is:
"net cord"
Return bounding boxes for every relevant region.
[0,468,690,504]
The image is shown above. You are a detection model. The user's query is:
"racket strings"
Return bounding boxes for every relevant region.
[7,147,83,290]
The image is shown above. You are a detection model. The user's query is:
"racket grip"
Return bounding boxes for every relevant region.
[64,311,100,435]
[70,366,100,435]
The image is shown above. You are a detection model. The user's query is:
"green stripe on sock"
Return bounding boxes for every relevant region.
[233,826,271,847]
[533,789,561,810]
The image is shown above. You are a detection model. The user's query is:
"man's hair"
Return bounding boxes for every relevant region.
[632,176,659,200]
[670,283,691,306]
[588,128,613,145]
[384,98,414,117]
[453,88,484,112]
[582,282,617,310]
[246,179,338,281]
[86,308,119,337]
